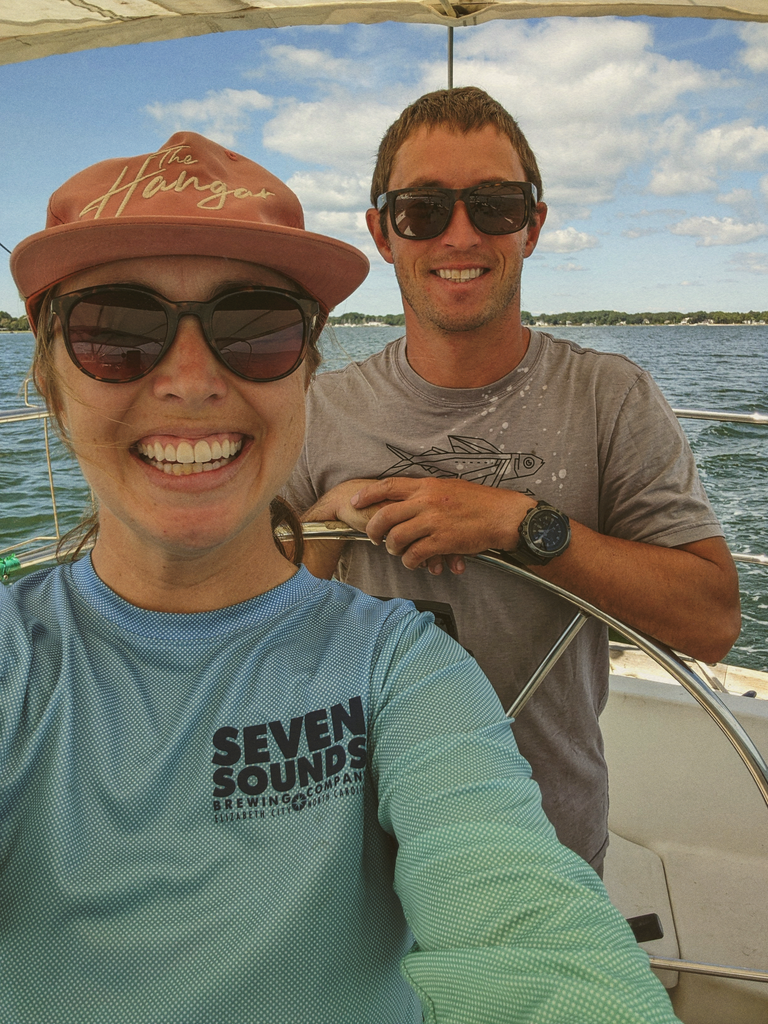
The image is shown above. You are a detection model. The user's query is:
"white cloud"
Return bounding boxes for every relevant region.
[304,208,371,240]
[717,188,754,207]
[145,89,272,147]
[246,45,357,83]
[554,262,587,272]
[538,227,599,253]
[739,24,768,73]
[717,188,759,221]
[649,116,768,195]
[669,216,768,246]
[262,94,400,173]
[445,18,715,212]
[541,205,593,228]
[730,251,768,275]
[286,170,370,212]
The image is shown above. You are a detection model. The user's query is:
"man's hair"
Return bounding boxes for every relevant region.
[370,86,543,208]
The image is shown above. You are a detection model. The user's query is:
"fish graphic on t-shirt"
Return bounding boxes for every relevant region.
[380,435,544,489]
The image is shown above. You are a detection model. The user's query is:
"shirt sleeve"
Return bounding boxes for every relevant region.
[368,610,681,1024]
[599,370,722,547]
[284,440,318,515]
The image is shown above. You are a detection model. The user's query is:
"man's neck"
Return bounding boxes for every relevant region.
[403,314,531,389]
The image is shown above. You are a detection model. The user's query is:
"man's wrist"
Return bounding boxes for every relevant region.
[497,495,537,552]
[502,500,571,566]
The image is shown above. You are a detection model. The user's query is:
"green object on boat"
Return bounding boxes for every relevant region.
[1,554,21,580]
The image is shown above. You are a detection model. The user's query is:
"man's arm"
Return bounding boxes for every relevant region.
[342,475,740,664]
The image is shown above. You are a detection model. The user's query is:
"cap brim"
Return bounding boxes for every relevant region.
[11,216,369,319]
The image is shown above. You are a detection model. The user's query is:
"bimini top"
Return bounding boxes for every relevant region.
[1,0,766,68]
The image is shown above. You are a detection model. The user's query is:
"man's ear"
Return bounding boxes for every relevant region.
[365,208,394,265]
[524,202,548,258]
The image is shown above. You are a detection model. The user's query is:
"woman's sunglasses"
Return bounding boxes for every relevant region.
[50,285,321,384]
[376,181,538,240]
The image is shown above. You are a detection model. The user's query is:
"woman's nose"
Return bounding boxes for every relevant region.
[151,314,229,402]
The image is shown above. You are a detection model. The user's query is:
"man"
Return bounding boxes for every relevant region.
[286,87,740,873]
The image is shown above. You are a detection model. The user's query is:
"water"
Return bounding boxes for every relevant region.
[2,326,767,672]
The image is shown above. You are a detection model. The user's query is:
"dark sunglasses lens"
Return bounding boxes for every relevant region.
[211,293,307,381]
[393,190,453,239]
[66,290,166,381]
[469,185,528,234]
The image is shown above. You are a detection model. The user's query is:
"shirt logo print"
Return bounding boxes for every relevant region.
[380,434,544,488]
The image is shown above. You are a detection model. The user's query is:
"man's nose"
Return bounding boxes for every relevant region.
[440,199,482,247]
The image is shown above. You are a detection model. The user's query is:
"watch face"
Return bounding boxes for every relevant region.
[529,509,569,552]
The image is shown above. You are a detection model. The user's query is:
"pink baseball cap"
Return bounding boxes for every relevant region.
[11,131,369,328]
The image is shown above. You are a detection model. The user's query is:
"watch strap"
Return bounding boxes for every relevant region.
[504,500,571,566]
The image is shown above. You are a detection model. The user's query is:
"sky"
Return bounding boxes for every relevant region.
[1,15,767,318]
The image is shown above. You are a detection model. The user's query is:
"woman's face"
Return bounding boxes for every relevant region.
[51,255,309,565]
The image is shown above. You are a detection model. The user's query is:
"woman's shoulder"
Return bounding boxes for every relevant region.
[305,572,424,637]
[1,563,66,619]
[0,567,74,716]
[0,564,70,651]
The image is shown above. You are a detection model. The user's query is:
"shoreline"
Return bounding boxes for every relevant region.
[332,321,768,328]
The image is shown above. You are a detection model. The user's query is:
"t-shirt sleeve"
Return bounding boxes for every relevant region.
[284,376,346,514]
[284,439,318,514]
[368,610,681,1024]
[599,370,722,547]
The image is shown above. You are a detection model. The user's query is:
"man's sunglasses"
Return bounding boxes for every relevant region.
[50,285,320,384]
[376,181,538,240]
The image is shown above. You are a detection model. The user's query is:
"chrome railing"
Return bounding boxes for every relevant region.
[672,407,768,567]
[673,407,768,425]
[2,402,767,572]
[0,389,62,567]
[297,521,768,814]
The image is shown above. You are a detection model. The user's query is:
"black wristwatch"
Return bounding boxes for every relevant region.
[508,501,571,566]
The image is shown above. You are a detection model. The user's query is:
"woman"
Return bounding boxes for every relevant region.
[1,133,680,1024]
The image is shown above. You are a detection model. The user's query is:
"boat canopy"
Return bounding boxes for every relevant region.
[1,0,767,68]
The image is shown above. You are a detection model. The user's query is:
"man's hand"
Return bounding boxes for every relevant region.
[351,477,536,574]
[304,475,739,662]
[350,476,740,663]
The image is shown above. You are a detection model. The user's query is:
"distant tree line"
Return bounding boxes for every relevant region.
[330,309,767,327]
[520,309,768,326]
[328,312,406,326]
[6,307,765,332]
[0,311,30,331]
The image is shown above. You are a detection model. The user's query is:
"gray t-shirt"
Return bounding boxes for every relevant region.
[287,331,723,864]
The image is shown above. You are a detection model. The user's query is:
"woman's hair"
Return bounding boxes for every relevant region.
[33,283,324,566]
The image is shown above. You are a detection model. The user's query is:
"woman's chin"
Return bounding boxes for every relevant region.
[96,503,274,564]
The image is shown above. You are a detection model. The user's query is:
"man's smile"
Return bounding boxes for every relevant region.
[434,267,488,282]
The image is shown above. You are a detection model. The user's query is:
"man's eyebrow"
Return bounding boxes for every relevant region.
[401,179,444,188]
[397,179,514,190]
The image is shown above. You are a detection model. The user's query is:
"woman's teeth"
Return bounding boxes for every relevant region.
[137,438,243,475]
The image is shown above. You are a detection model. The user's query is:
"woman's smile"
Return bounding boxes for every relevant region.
[134,432,246,475]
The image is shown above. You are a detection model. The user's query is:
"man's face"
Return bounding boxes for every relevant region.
[366,124,546,336]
